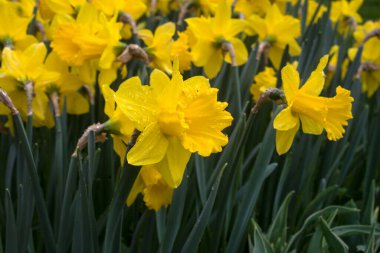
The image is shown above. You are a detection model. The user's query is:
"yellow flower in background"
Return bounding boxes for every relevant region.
[0,1,34,48]
[41,0,85,16]
[0,43,60,89]
[274,55,354,154]
[127,165,173,211]
[116,60,232,187]
[101,83,134,165]
[305,0,327,25]
[250,67,277,102]
[0,43,60,127]
[331,0,363,31]
[44,51,90,115]
[92,0,147,18]
[349,38,380,97]
[247,4,301,69]
[51,3,123,68]
[171,32,192,72]
[138,22,175,74]
[186,0,247,79]
[235,0,291,18]
[353,20,380,45]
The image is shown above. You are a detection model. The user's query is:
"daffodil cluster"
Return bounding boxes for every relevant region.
[0,0,377,212]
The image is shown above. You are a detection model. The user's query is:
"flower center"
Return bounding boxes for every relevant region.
[158,110,188,137]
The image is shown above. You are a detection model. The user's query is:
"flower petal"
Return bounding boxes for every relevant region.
[281,63,300,101]
[273,105,298,131]
[276,120,300,155]
[300,55,329,96]
[127,123,168,165]
[299,115,323,135]
[156,137,191,188]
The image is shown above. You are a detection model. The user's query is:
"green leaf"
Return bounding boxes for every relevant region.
[5,189,17,253]
[12,114,56,253]
[159,171,189,253]
[252,221,273,253]
[267,191,295,250]
[320,217,348,253]
[180,164,225,253]
[226,116,276,253]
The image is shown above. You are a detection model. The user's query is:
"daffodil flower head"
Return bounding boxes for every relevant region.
[331,0,363,32]
[186,0,248,78]
[273,55,354,155]
[247,3,301,68]
[348,37,380,97]
[250,67,277,102]
[0,43,60,127]
[127,165,173,211]
[51,3,123,67]
[138,22,175,74]
[170,32,192,73]
[0,1,32,47]
[44,51,90,115]
[116,59,233,187]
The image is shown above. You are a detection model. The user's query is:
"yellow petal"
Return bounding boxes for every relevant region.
[101,84,115,118]
[281,63,300,101]
[98,68,117,86]
[299,115,323,135]
[300,55,329,96]
[273,105,298,131]
[225,38,248,66]
[156,137,191,188]
[116,77,158,130]
[213,0,231,34]
[127,123,168,165]
[276,120,300,155]
[126,172,145,206]
[204,49,224,79]
[65,93,90,115]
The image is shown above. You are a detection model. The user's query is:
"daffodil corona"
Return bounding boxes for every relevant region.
[274,56,354,155]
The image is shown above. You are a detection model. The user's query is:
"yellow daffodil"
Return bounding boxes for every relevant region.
[274,55,354,154]
[349,38,380,97]
[0,1,35,48]
[44,51,90,115]
[51,3,123,68]
[250,67,277,102]
[0,43,60,127]
[116,60,233,187]
[304,0,327,25]
[170,32,192,72]
[138,22,175,74]
[186,0,247,79]
[330,0,363,32]
[247,4,301,69]
[353,20,380,45]
[92,0,147,39]
[127,165,173,211]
